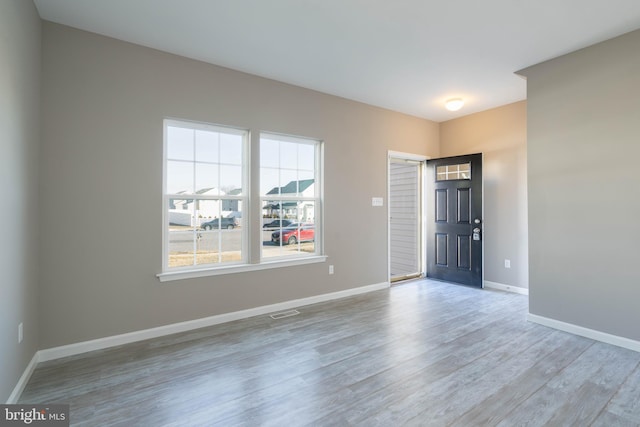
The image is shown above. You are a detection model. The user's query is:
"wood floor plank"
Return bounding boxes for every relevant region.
[361,327,565,426]
[601,362,640,424]
[18,279,640,427]
[496,342,640,427]
[449,332,592,426]
[323,317,550,425]
[592,410,640,427]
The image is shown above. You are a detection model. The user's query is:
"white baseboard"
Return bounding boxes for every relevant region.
[39,282,390,362]
[6,352,39,404]
[527,313,640,353]
[484,280,529,295]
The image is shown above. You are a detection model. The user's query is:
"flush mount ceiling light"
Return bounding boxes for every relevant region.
[445,98,464,111]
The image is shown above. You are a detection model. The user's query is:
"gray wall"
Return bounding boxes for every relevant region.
[39,22,440,348]
[521,29,640,340]
[0,0,41,402]
[440,102,528,290]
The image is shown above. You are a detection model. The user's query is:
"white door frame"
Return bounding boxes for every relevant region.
[387,151,429,283]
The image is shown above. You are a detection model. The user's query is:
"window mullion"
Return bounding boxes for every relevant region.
[192,130,197,267]
[164,120,321,275]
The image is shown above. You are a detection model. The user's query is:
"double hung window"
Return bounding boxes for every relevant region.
[162,120,323,278]
[260,133,321,260]
[163,120,247,271]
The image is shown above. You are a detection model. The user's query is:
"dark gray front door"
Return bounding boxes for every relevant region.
[426,153,483,287]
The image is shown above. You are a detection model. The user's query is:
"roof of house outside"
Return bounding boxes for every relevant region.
[266,179,313,195]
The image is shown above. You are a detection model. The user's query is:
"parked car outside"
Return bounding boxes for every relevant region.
[271,223,315,245]
[201,217,238,230]
[263,219,293,229]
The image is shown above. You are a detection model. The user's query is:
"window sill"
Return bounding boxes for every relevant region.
[157,255,328,282]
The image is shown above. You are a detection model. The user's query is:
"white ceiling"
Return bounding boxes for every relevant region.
[34,0,640,122]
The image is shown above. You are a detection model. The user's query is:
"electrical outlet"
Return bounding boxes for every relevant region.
[18,323,23,344]
[504,259,511,269]
[329,265,334,275]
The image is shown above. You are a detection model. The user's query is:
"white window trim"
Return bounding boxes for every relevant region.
[162,118,249,274]
[259,132,324,261]
[159,121,325,281]
[157,255,328,282]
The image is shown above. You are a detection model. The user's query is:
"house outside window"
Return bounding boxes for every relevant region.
[163,119,247,271]
[161,121,324,280]
[260,133,322,260]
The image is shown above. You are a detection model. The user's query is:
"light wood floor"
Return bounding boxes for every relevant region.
[20,279,640,426]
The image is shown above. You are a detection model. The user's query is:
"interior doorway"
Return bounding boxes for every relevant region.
[388,152,426,283]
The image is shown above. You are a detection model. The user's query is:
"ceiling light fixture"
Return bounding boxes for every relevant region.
[445,98,464,111]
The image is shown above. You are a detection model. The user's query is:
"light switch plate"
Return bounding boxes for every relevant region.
[372,197,384,207]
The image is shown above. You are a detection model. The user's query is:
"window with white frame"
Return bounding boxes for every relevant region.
[163,120,247,271]
[260,133,322,260]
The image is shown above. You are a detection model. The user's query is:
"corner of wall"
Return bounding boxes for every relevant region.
[0,0,42,403]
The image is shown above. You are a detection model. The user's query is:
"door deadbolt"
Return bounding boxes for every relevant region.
[473,227,481,241]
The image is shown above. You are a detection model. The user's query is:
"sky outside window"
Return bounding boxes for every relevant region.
[167,125,243,194]
[260,137,316,196]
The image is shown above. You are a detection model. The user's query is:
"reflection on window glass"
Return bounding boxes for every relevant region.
[436,163,471,181]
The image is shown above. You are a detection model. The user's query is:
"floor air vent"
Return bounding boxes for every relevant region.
[270,309,300,319]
